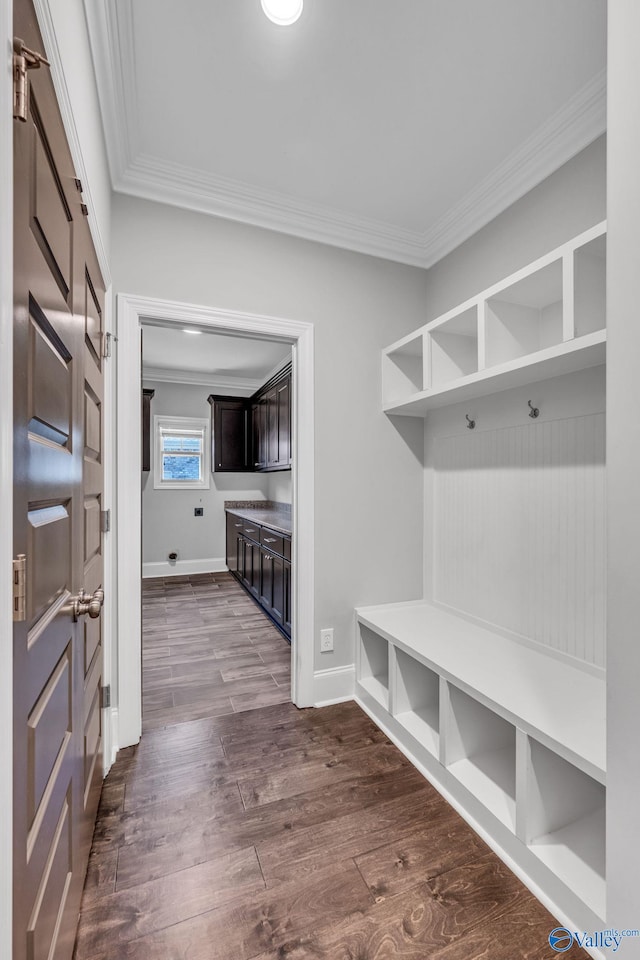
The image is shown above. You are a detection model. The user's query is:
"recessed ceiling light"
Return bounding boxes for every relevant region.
[183,329,202,335]
[261,0,303,26]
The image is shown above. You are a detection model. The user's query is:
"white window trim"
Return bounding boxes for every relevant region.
[153,414,211,490]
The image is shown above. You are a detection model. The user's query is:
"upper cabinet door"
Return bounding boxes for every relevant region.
[209,397,249,472]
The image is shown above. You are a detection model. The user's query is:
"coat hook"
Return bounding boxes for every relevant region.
[465,414,475,430]
[528,400,539,419]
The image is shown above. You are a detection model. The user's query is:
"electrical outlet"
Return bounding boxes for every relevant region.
[320,628,334,652]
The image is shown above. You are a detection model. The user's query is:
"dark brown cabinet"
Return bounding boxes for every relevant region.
[142,388,155,472]
[251,394,268,470]
[210,363,291,475]
[208,396,249,472]
[226,510,291,639]
[226,512,244,574]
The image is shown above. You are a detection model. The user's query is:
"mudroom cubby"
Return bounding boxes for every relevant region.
[574,233,607,338]
[484,259,563,368]
[381,221,607,416]
[444,683,517,831]
[359,219,609,955]
[354,603,606,939]
[381,330,425,406]
[392,647,439,757]
[429,306,479,388]
[524,737,606,921]
[357,624,389,709]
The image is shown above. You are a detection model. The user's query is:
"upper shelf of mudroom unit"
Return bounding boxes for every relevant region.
[382,222,607,416]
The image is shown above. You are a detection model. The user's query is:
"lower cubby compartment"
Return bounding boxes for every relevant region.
[525,737,606,920]
[393,648,439,757]
[358,625,389,709]
[445,684,516,831]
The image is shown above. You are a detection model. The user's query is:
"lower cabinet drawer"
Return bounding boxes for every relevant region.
[242,521,261,542]
[260,528,284,556]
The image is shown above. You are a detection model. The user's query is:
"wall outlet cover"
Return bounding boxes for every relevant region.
[320,628,334,652]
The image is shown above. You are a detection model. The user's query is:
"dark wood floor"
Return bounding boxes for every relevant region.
[74,575,587,960]
[141,572,291,731]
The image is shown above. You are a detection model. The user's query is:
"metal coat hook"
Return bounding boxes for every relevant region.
[465,414,476,430]
[528,400,539,419]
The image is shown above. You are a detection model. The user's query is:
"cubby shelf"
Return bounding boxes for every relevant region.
[393,648,439,757]
[446,684,517,831]
[448,747,516,831]
[354,600,606,936]
[382,222,606,416]
[530,807,606,922]
[358,625,389,710]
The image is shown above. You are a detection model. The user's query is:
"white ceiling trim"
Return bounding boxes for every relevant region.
[86,0,607,270]
[142,365,263,393]
[83,0,137,183]
[421,68,607,266]
[117,153,428,267]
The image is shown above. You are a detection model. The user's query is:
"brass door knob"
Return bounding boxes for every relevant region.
[72,588,105,621]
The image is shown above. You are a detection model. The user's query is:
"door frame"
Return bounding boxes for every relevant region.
[0,2,14,958]
[115,293,315,750]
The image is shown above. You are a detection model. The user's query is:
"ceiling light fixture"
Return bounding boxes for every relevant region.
[261,0,303,26]
[183,329,202,335]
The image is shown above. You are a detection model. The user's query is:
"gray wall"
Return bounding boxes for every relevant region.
[424,136,606,323]
[422,136,607,601]
[113,197,427,669]
[142,380,273,567]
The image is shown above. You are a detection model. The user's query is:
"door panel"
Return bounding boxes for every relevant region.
[30,99,72,302]
[13,2,105,958]
[27,789,74,960]
[27,647,72,828]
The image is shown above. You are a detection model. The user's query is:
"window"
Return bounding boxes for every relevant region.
[153,416,210,489]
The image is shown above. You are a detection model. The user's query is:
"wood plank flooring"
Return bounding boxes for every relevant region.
[74,575,587,959]
[141,572,291,730]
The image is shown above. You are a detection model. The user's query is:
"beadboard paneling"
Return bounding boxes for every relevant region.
[433,414,605,667]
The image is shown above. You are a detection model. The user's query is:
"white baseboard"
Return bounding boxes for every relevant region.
[142,558,228,579]
[106,706,119,772]
[313,664,355,706]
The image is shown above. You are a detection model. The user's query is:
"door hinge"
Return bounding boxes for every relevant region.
[13,554,26,622]
[80,202,89,217]
[100,509,111,533]
[102,331,117,359]
[13,38,50,122]
[100,685,111,709]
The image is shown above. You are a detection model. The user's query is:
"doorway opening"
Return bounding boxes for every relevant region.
[114,294,315,755]
[140,321,295,730]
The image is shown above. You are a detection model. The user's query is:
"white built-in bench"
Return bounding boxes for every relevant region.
[355,600,606,940]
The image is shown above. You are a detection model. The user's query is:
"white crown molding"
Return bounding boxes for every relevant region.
[34,0,112,286]
[117,153,428,267]
[142,365,263,394]
[420,68,608,267]
[82,0,136,183]
[87,0,607,269]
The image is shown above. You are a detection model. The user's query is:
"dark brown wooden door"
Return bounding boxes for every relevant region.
[12,2,105,958]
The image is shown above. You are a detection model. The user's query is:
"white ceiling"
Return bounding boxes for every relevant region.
[86,0,607,267]
[142,323,291,392]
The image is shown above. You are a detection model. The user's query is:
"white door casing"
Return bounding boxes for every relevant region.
[115,293,315,750]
